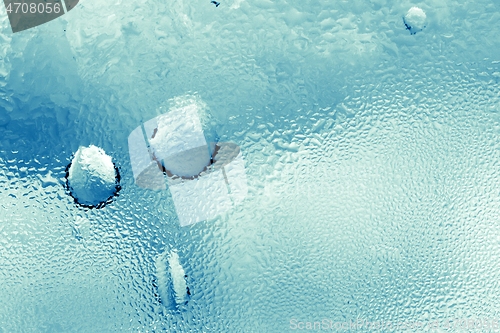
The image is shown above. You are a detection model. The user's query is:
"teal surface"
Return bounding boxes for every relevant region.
[1,0,500,332]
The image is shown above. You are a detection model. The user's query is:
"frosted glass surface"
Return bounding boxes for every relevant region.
[1,0,500,332]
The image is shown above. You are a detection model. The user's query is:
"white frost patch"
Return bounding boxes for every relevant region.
[155,251,170,306]
[404,7,427,35]
[67,145,116,206]
[168,251,189,305]
[155,250,189,307]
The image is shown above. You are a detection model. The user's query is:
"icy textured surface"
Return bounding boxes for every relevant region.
[404,7,427,34]
[168,250,189,306]
[155,251,170,307]
[1,0,500,332]
[169,162,232,227]
[67,145,116,206]
[0,108,10,126]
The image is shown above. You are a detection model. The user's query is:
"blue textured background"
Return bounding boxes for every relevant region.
[1,0,500,332]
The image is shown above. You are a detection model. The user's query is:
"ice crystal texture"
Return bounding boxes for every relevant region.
[1,0,500,331]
